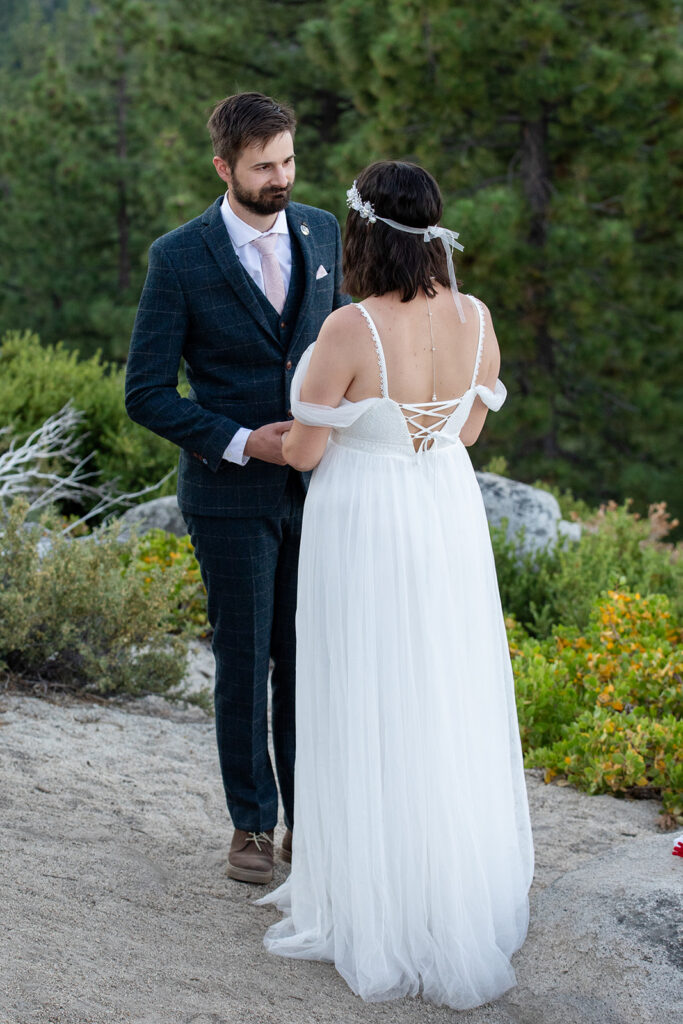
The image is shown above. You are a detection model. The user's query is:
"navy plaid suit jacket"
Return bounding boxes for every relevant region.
[125,197,350,516]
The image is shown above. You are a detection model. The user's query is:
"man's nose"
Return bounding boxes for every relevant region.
[272,165,289,187]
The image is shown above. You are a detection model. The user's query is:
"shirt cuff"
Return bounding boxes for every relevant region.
[223,427,251,466]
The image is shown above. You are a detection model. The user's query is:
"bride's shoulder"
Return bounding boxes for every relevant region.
[316,304,370,354]
[465,293,497,336]
[301,304,370,401]
[463,295,500,381]
[464,292,491,317]
[321,303,364,331]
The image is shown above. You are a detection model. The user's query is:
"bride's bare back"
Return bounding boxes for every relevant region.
[345,285,489,403]
[347,286,500,449]
[288,285,501,469]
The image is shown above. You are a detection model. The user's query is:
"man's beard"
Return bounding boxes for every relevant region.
[230,176,293,215]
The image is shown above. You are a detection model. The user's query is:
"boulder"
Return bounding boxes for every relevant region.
[501,833,683,1024]
[117,477,581,554]
[116,495,187,541]
[475,471,579,554]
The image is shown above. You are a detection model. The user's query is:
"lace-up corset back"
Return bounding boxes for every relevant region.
[288,295,506,455]
[352,296,486,454]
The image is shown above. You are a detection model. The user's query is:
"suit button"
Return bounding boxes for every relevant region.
[285,360,292,370]
[287,409,293,419]
[280,321,287,329]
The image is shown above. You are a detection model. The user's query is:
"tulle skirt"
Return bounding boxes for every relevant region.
[257,436,534,1009]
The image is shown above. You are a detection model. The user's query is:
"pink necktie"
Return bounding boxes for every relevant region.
[250,233,286,314]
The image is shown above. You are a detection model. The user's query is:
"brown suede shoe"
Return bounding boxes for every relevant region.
[226,829,274,884]
[281,828,292,864]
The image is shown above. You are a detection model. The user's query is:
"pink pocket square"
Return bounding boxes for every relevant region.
[315,265,329,280]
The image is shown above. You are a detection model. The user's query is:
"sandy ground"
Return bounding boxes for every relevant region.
[1,645,681,1024]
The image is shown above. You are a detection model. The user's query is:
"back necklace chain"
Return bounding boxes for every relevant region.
[426,293,437,401]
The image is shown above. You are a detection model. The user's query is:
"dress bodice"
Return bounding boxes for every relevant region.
[290,295,506,457]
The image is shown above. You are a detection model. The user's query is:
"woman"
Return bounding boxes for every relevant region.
[257,161,534,1010]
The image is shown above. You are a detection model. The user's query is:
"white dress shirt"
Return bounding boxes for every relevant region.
[220,193,292,466]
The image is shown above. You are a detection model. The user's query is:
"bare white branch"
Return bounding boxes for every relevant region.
[62,469,177,536]
[0,403,175,534]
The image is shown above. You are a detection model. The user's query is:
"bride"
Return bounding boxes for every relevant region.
[257,160,534,1010]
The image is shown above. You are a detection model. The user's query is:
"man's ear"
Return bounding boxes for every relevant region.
[213,155,231,186]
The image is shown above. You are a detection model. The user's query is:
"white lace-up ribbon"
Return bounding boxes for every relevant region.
[398,400,461,454]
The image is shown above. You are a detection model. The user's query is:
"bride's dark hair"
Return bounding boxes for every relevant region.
[342,161,452,302]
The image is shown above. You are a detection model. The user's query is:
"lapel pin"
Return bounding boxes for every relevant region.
[300,223,310,236]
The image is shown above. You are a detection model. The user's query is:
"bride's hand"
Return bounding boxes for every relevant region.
[244,421,291,465]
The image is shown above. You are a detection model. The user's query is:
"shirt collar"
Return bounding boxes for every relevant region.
[220,191,289,249]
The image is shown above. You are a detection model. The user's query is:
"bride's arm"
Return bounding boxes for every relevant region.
[460,302,502,447]
[282,306,359,472]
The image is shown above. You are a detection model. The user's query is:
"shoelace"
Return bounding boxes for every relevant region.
[246,831,274,852]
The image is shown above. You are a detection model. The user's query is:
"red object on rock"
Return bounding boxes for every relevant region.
[672,835,683,858]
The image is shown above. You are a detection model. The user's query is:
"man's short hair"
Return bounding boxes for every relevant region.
[207,92,296,169]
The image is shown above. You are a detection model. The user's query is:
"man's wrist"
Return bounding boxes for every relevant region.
[223,427,252,465]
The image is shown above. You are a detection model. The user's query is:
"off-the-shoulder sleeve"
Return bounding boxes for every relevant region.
[290,343,381,428]
[474,379,507,411]
[448,379,507,435]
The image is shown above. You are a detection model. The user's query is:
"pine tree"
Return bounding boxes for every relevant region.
[306,0,683,515]
[0,0,351,359]
[0,0,175,359]
[1,0,680,515]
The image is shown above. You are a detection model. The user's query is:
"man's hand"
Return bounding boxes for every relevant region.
[244,422,292,465]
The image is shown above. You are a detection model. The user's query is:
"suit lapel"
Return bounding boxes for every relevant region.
[285,205,316,354]
[200,198,277,340]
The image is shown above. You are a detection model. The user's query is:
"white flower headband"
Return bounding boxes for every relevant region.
[346,180,466,323]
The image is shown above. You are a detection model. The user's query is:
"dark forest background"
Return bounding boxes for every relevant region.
[1,0,681,517]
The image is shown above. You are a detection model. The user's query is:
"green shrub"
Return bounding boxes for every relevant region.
[510,590,683,820]
[490,525,559,636]
[528,711,682,822]
[548,502,682,631]
[0,330,178,503]
[119,528,209,638]
[0,501,189,699]
[509,624,586,753]
[481,454,509,477]
[492,500,682,636]
[530,481,594,522]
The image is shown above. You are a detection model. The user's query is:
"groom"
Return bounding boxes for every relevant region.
[125,92,350,883]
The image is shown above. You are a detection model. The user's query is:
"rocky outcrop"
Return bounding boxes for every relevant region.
[475,471,580,554]
[116,495,187,541]
[118,475,581,554]
[501,833,683,1024]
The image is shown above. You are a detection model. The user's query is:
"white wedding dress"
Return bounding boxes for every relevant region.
[257,295,534,1010]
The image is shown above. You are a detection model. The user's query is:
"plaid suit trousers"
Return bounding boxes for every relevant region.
[183,472,303,832]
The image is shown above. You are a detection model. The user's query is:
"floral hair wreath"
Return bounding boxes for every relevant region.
[346,181,379,223]
[346,179,466,322]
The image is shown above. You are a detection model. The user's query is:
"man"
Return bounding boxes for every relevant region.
[125,92,350,883]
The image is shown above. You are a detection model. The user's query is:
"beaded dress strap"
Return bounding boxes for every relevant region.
[356,304,388,398]
[466,294,486,389]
